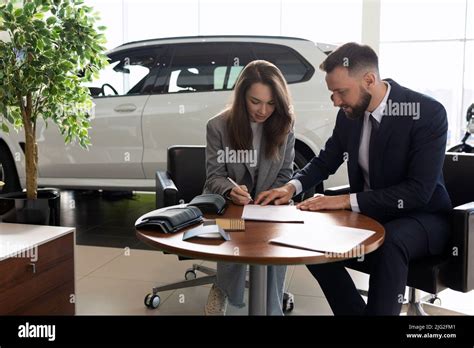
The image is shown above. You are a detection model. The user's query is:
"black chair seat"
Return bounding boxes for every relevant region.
[407,255,450,294]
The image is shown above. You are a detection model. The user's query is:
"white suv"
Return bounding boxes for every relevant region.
[0,36,346,193]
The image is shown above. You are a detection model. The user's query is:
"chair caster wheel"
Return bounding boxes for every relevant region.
[144,293,160,309]
[282,292,295,312]
[185,269,197,280]
[428,296,441,306]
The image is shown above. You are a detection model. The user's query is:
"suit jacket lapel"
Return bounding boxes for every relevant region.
[369,79,403,189]
[348,116,365,192]
[243,160,253,185]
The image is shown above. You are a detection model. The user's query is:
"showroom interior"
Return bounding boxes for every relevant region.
[0,0,473,319]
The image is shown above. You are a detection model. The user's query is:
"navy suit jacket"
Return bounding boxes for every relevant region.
[294,79,452,253]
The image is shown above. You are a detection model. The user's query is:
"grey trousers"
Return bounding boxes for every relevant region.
[216,262,287,315]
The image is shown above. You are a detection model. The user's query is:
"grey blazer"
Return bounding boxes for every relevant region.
[204,111,295,197]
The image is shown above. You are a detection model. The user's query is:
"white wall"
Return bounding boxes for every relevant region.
[379,0,474,146]
[85,0,363,50]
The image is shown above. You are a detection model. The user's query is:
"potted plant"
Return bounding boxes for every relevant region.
[0,0,108,225]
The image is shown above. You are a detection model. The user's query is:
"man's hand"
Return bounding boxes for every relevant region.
[255,183,296,205]
[229,185,252,205]
[296,194,351,211]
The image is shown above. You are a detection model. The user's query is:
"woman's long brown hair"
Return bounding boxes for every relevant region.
[226,60,294,160]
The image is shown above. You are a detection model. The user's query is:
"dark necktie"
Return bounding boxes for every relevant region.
[370,113,379,137]
[368,114,379,189]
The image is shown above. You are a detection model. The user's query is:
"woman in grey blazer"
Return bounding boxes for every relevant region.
[203,60,295,315]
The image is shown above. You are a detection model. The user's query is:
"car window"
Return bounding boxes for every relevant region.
[166,43,229,93]
[251,43,313,83]
[87,48,163,97]
[164,43,254,94]
[225,44,255,89]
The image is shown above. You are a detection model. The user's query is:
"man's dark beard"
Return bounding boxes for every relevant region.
[342,89,372,120]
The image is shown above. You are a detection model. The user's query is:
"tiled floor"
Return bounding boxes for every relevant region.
[74,244,474,316]
[75,245,334,315]
[65,190,474,316]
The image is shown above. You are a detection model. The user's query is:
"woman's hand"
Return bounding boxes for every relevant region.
[229,185,252,205]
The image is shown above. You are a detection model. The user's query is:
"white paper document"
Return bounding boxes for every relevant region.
[242,205,304,222]
[270,225,375,254]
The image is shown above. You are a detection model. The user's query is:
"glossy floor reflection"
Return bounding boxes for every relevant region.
[59,190,156,250]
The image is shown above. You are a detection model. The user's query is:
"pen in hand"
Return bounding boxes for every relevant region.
[227,177,253,202]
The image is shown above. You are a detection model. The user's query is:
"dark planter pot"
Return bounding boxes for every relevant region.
[0,188,61,226]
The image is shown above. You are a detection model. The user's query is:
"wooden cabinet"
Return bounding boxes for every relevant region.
[0,224,75,315]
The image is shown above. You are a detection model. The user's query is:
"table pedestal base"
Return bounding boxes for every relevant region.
[249,265,267,315]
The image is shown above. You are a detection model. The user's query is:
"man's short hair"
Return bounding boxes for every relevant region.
[320,42,379,77]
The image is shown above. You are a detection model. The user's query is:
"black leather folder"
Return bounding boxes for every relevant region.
[188,194,226,215]
[135,206,203,233]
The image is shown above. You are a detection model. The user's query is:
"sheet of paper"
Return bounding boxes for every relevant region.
[270,225,375,254]
[242,205,304,222]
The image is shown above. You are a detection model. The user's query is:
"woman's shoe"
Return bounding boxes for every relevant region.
[205,284,228,315]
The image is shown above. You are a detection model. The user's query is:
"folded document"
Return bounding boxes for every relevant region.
[270,225,375,254]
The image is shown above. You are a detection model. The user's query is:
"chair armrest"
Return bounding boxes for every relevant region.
[447,202,474,292]
[155,170,178,208]
[324,184,351,196]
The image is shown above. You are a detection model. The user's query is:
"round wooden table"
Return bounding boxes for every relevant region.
[136,203,385,315]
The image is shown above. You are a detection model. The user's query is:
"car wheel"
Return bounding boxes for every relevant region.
[0,143,21,194]
[293,150,323,202]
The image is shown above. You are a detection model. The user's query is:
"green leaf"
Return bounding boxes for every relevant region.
[13,8,23,17]
[24,2,35,16]
[46,16,56,26]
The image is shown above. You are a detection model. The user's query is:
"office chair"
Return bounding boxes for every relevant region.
[147,145,295,311]
[324,152,474,315]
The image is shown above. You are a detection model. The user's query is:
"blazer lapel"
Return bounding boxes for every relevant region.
[348,116,365,192]
[369,79,403,189]
[243,161,253,185]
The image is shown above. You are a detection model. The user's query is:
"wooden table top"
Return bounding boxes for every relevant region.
[136,204,385,265]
